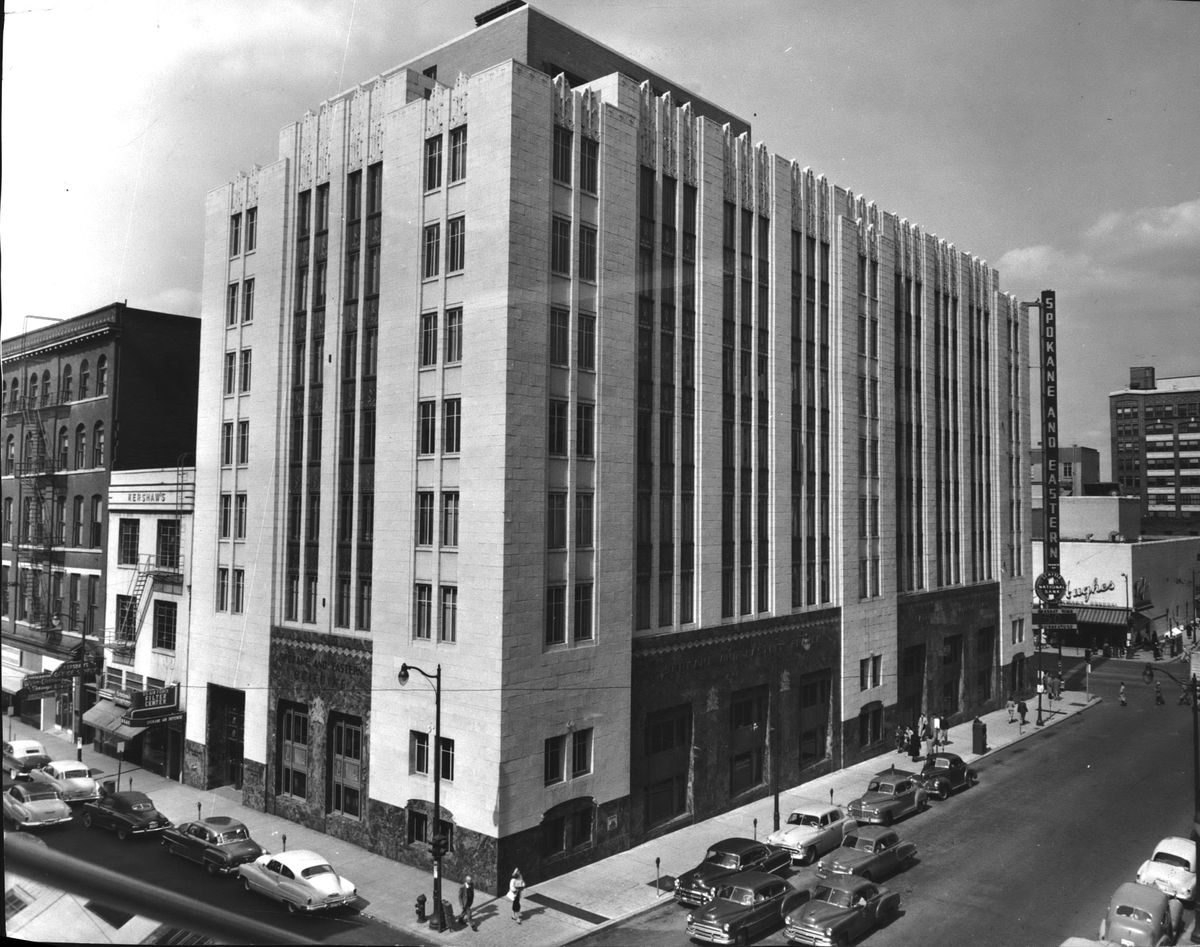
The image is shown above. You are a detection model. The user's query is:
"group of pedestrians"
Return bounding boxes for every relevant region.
[896,713,951,762]
[449,868,526,932]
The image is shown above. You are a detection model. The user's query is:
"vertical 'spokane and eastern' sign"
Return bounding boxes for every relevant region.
[1034,290,1068,606]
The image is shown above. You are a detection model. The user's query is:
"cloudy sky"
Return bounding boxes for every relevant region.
[3,0,1197,469]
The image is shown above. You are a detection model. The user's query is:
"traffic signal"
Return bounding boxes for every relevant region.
[430,834,448,859]
[1142,663,1154,685]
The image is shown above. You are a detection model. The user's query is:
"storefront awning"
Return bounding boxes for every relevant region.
[1073,605,1133,626]
[83,699,147,741]
[2,665,28,695]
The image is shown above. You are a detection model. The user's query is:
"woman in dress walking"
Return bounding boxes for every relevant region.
[508,868,526,924]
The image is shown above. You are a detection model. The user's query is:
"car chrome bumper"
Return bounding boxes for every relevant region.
[673,888,710,907]
[685,923,734,944]
[295,893,356,912]
[785,925,835,946]
[15,815,74,828]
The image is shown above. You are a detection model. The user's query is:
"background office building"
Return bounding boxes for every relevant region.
[1,303,200,738]
[187,2,1031,890]
[1110,366,1200,536]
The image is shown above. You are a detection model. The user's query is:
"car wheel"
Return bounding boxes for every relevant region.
[968,771,979,787]
[936,782,949,800]
[287,900,299,915]
[800,846,816,866]
[82,811,93,828]
[117,826,130,841]
[735,930,750,947]
[882,811,893,826]
[205,860,219,877]
[242,877,253,893]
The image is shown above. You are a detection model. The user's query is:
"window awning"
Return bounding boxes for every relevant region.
[83,699,147,740]
[1073,605,1133,626]
[2,665,28,695]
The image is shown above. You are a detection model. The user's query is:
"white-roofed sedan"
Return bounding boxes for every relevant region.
[2,782,74,830]
[29,759,102,804]
[237,849,358,915]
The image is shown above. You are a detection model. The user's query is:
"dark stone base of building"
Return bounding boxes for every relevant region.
[183,739,207,790]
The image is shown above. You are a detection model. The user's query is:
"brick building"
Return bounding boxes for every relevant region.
[1110,366,1200,536]
[1,303,200,742]
[187,2,1031,890]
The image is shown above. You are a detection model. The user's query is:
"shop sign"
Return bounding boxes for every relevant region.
[1063,578,1116,603]
[123,684,180,724]
[20,672,65,699]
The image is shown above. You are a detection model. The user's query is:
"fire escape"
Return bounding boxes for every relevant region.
[13,384,65,650]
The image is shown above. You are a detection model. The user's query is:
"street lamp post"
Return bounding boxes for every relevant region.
[1122,572,1131,657]
[1035,632,1045,727]
[399,662,445,933]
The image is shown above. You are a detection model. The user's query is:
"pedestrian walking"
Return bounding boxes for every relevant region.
[908,727,921,762]
[922,720,933,757]
[1119,682,1127,706]
[457,875,475,930]
[1017,698,1028,726]
[939,717,949,745]
[508,868,525,924]
[931,716,942,748]
[1006,697,1016,723]
[896,726,908,754]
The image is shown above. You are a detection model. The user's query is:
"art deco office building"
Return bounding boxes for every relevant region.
[1111,366,1200,536]
[189,2,1031,889]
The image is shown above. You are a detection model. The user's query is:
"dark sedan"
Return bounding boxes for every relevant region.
[674,838,791,907]
[916,752,978,800]
[161,816,265,875]
[814,826,916,882]
[685,870,795,945]
[81,790,172,840]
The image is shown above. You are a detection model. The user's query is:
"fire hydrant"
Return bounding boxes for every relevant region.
[415,894,427,922]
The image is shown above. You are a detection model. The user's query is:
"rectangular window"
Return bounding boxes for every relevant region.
[580,137,598,193]
[157,519,180,569]
[549,308,570,365]
[356,577,372,631]
[551,217,571,275]
[221,422,233,465]
[424,135,443,190]
[439,585,457,642]
[443,398,461,453]
[416,491,435,545]
[226,284,239,326]
[423,224,440,278]
[329,717,362,818]
[242,278,255,322]
[418,401,437,454]
[437,737,455,782]
[414,583,432,639]
[224,352,236,395]
[219,493,231,538]
[579,224,597,282]
[553,125,573,184]
[578,313,596,370]
[118,519,139,565]
[216,567,229,611]
[571,728,593,777]
[573,582,593,641]
[547,492,567,549]
[544,735,565,785]
[280,705,309,799]
[576,492,594,547]
[153,599,177,651]
[237,420,250,464]
[545,585,566,645]
[239,350,252,392]
[444,307,462,363]
[410,731,429,775]
[576,403,594,457]
[229,213,241,256]
[548,399,569,455]
[447,216,465,272]
[449,125,467,182]
[440,491,459,547]
[245,207,257,251]
[235,493,247,539]
[232,568,245,613]
[419,312,438,367]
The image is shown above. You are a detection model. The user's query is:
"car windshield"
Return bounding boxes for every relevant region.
[1114,905,1153,923]
[301,864,335,879]
[1152,851,1190,869]
[933,758,951,769]
[866,780,897,794]
[844,835,874,852]
[713,885,753,905]
[788,812,821,827]
[815,886,853,908]
[704,851,740,869]
[217,827,250,843]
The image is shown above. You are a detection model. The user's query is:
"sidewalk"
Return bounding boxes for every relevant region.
[4,689,1099,946]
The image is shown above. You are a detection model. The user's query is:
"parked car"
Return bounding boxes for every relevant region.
[1136,837,1197,903]
[767,804,854,865]
[846,768,928,825]
[2,782,74,830]
[685,870,793,945]
[29,760,102,804]
[1098,882,1183,946]
[782,875,901,946]
[3,739,52,780]
[915,752,978,800]
[237,849,358,914]
[814,826,917,881]
[674,838,792,907]
[161,816,265,876]
[81,790,172,839]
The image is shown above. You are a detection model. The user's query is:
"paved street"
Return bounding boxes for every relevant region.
[570,657,1197,947]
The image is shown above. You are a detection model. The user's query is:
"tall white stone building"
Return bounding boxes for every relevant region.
[187,2,1032,890]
